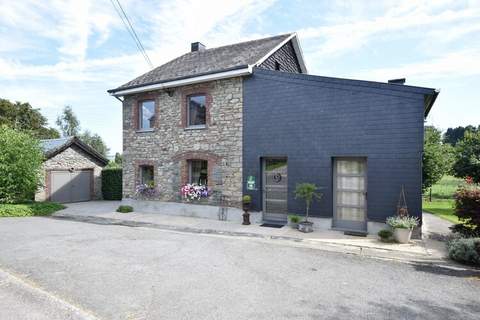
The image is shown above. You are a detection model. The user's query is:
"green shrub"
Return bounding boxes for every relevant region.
[386,216,419,229]
[242,195,252,204]
[289,215,301,223]
[116,205,133,213]
[0,126,44,203]
[447,237,480,266]
[0,202,65,217]
[102,168,122,200]
[378,229,393,241]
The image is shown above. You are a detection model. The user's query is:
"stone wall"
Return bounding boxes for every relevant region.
[122,77,243,207]
[35,145,104,201]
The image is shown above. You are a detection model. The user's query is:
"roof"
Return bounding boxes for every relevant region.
[251,68,439,117]
[40,136,109,166]
[108,33,307,95]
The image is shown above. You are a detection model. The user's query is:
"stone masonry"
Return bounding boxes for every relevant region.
[35,145,104,201]
[122,77,243,207]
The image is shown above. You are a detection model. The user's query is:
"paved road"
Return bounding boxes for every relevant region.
[0,217,478,320]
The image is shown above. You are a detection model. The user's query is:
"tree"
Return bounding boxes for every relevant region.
[423,126,452,191]
[0,126,44,203]
[0,98,59,139]
[114,152,122,166]
[294,183,322,222]
[453,131,480,183]
[56,106,80,137]
[444,125,479,146]
[80,130,109,157]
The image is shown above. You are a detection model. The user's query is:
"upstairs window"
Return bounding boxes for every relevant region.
[187,95,206,127]
[139,100,155,130]
[274,61,281,70]
[140,165,154,185]
[188,160,208,185]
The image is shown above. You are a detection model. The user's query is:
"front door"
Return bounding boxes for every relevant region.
[333,158,367,231]
[262,158,288,222]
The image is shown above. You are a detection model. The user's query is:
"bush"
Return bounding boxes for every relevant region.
[0,202,65,217]
[0,126,44,203]
[447,237,480,266]
[102,168,122,200]
[242,195,252,204]
[378,229,393,241]
[116,205,133,213]
[289,215,301,223]
[386,216,419,229]
[454,187,480,234]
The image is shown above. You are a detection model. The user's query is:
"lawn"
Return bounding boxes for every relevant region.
[422,175,465,224]
[0,202,65,217]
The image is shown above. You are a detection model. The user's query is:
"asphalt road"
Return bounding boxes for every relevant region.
[0,217,478,320]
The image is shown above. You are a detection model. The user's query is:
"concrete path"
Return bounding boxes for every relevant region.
[56,201,449,264]
[0,216,479,320]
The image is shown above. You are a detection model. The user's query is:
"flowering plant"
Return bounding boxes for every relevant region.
[181,183,210,201]
[135,181,157,198]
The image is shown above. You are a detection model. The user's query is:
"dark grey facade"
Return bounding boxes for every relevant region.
[243,68,437,225]
[259,40,302,73]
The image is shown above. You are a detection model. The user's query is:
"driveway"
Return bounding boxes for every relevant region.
[0,216,479,320]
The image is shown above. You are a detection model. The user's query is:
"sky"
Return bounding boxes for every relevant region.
[0,0,479,156]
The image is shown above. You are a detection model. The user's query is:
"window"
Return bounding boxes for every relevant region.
[140,165,154,185]
[274,61,281,70]
[187,95,206,127]
[139,100,155,130]
[188,160,208,185]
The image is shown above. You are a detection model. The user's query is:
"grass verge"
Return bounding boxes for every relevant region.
[0,202,66,217]
[422,199,459,224]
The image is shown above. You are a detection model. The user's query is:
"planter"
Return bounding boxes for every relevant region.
[393,228,412,243]
[242,203,251,211]
[298,221,314,233]
[242,212,251,225]
[289,222,299,229]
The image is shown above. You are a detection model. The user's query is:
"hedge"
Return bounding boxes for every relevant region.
[102,168,122,200]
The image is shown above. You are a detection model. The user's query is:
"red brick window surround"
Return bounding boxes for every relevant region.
[173,151,220,188]
[134,160,156,186]
[180,87,212,128]
[133,94,158,131]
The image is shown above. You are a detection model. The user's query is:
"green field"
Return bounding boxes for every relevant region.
[422,175,465,223]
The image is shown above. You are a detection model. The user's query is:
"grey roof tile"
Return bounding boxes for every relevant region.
[110,33,293,92]
[40,137,74,154]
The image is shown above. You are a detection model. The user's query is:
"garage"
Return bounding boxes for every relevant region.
[36,137,109,203]
[50,169,93,203]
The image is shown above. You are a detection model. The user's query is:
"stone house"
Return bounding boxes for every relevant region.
[36,137,109,203]
[108,33,438,234]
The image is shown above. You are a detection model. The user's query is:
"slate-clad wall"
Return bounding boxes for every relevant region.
[243,69,426,222]
[259,40,302,73]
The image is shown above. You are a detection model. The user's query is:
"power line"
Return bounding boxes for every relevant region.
[110,0,153,69]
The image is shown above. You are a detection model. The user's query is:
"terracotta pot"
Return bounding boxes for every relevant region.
[393,228,412,243]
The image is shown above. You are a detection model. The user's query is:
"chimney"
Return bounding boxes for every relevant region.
[388,78,406,85]
[191,42,206,52]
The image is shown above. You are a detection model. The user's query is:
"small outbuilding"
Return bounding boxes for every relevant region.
[36,137,109,203]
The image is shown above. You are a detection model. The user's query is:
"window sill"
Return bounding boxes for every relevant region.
[184,125,206,131]
[136,129,155,133]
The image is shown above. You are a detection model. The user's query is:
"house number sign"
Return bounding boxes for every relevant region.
[273,173,282,183]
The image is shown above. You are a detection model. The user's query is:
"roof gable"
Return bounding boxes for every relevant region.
[109,33,306,95]
[40,137,109,166]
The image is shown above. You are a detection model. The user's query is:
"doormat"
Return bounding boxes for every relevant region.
[344,231,367,237]
[260,223,285,228]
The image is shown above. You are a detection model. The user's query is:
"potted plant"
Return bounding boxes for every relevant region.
[288,215,301,229]
[386,216,419,243]
[242,195,251,225]
[295,183,323,233]
[377,229,393,242]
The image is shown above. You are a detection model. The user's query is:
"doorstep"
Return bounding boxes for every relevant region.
[53,207,447,264]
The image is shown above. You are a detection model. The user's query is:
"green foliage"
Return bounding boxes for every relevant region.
[447,237,480,266]
[423,126,453,191]
[452,131,480,183]
[0,98,59,139]
[0,202,65,217]
[102,168,122,200]
[114,152,122,166]
[289,215,301,223]
[0,126,44,203]
[422,199,459,224]
[378,229,393,241]
[56,106,80,137]
[80,130,109,156]
[453,187,480,234]
[242,195,252,203]
[443,125,479,146]
[294,183,323,222]
[386,216,419,229]
[116,205,133,213]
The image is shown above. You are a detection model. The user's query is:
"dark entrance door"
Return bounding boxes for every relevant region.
[262,158,288,222]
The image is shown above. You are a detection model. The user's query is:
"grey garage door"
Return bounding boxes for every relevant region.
[50,170,92,203]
